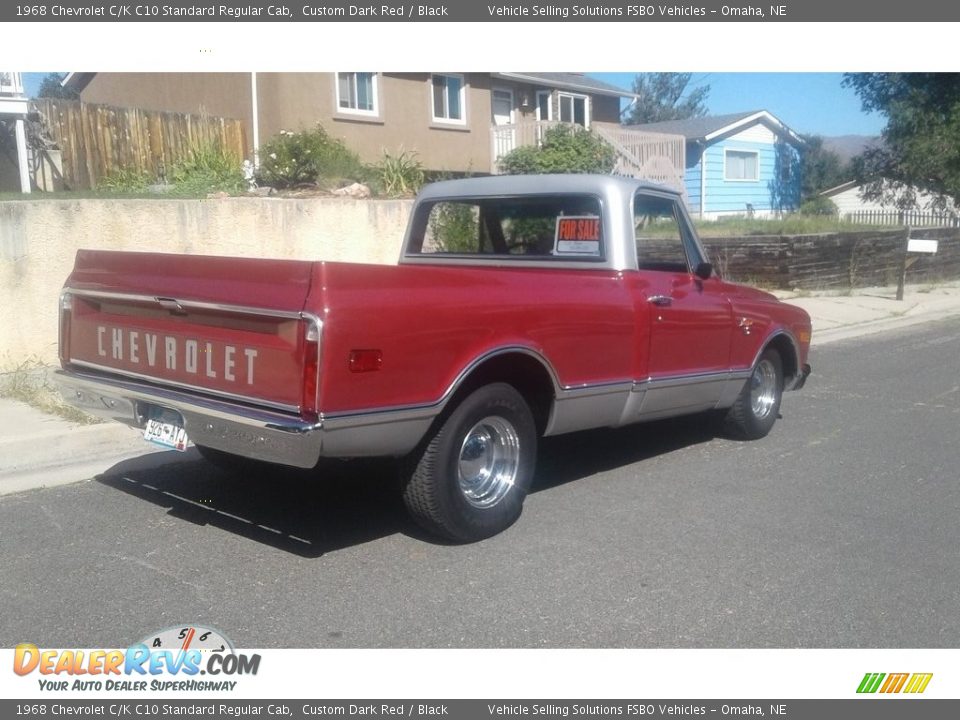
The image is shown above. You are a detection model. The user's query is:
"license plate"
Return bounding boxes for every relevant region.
[143,408,189,451]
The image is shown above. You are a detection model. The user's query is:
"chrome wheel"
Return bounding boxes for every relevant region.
[750,359,778,420]
[457,415,520,508]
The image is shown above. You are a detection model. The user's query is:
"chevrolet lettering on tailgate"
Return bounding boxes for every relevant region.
[93,326,259,385]
[57,175,811,543]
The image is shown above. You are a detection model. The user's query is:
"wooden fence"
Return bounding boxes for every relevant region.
[702,227,960,290]
[32,99,247,190]
[845,210,960,228]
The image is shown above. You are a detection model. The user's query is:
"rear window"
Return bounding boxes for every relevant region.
[407,195,604,260]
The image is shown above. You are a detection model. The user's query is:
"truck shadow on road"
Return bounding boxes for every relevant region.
[93,414,719,557]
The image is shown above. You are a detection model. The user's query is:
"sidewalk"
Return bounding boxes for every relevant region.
[0,397,165,496]
[778,280,960,346]
[2,280,960,496]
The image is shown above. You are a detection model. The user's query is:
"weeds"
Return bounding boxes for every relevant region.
[169,143,246,196]
[375,148,426,197]
[0,359,99,425]
[96,167,153,193]
[96,143,246,197]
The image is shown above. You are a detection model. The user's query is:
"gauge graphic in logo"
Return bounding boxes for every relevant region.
[140,625,234,654]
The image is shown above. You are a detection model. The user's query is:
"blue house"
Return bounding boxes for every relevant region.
[631,110,804,219]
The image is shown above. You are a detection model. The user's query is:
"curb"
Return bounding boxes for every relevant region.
[810,305,960,347]
[0,421,165,496]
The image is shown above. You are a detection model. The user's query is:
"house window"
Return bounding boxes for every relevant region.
[558,92,589,128]
[431,74,466,124]
[536,91,552,121]
[724,149,760,181]
[336,72,378,116]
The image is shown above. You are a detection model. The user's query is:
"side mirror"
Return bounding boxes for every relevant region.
[694,262,714,280]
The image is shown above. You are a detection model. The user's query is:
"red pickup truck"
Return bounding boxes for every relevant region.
[57,175,811,542]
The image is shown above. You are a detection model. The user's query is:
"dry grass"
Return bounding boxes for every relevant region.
[0,359,101,425]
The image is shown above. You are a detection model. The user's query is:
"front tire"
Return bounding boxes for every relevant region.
[722,348,783,440]
[402,382,537,543]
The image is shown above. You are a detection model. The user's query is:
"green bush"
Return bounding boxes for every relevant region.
[97,167,152,193]
[169,143,246,196]
[256,125,366,189]
[97,143,245,196]
[498,125,616,175]
[799,195,839,216]
[375,148,425,197]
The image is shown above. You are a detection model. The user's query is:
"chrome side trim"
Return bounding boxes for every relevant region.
[64,287,307,321]
[321,345,566,425]
[321,412,435,458]
[544,381,634,436]
[70,359,301,414]
[621,370,753,423]
[716,374,751,409]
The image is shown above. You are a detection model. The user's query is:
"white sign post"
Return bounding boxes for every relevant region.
[897,229,939,300]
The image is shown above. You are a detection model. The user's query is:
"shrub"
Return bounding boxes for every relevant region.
[498,125,616,175]
[256,125,366,189]
[799,195,839,216]
[375,148,425,197]
[169,143,246,196]
[97,143,245,196]
[97,167,152,193]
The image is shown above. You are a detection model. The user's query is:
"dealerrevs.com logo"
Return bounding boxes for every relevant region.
[857,672,933,694]
[13,625,260,692]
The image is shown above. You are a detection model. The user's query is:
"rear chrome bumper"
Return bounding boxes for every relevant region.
[55,369,436,469]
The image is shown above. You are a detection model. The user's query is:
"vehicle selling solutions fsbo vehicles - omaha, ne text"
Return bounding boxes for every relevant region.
[56,175,812,542]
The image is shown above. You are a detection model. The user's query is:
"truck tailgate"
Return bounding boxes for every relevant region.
[62,250,318,413]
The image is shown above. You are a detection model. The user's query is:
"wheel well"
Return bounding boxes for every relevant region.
[765,334,798,382]
[448,353,555,435]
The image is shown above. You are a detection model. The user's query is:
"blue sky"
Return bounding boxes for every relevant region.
[590,72,885,137]
[24,71,885,138]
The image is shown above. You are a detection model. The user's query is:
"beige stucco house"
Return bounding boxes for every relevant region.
[63,72,661,177]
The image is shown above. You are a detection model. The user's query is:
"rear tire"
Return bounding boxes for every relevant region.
[402,382,537,543]
[722,348,783,440]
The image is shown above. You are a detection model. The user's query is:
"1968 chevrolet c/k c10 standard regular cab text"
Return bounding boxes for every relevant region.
[56,175,811,542]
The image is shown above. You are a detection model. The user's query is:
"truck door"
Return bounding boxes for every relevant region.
[632,193,733,414]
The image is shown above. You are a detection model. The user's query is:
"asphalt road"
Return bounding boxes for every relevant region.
[2,318,959,649]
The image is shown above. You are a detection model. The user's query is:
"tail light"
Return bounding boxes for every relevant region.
[301,319,322,420]
[59,291,73,365]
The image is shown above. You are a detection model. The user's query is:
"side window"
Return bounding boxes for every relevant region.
[634,194,689,273]
[412,196,603,259]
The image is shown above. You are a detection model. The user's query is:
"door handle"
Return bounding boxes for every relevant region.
[648,295,672,307]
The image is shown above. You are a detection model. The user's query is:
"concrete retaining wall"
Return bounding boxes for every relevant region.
[0,197,413,368]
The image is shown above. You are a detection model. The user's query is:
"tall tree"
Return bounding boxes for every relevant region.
[843,72,960,210]
[622,73,710,125]
[799,135,848,201]
[36,73,78,100]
